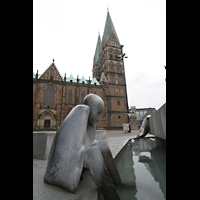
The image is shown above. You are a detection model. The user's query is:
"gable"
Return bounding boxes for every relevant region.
[66,74,77,83]
[100,72,108,83]
[39,63,63,81]
[79,76,88,84]
[91,77,100,85]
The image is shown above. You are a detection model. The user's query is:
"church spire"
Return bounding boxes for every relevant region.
[102,11,120,45]
[94,33,101,64]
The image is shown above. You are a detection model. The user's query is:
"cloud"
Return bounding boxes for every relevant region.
[127,70,166,110]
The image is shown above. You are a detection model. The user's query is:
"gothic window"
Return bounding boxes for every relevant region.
[43,85,56,108]
[67,90,73,104]
[110,65,113,71]
[112,74,115,84]
[109,54,113,60]
[81,91,85,104]
[110,62,114,72]
[116,65,119,72]
[115,55,118,61]
[117,100,120,106]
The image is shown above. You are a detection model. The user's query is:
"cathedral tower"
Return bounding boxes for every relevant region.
[93,11,128,129]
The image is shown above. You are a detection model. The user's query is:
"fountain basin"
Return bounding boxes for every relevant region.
[99,136,166,200]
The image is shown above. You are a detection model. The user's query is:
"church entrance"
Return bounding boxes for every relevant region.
[44,120,51,128]
[38,111,57,129]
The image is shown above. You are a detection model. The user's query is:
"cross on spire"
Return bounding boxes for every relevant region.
[53,58,55,63]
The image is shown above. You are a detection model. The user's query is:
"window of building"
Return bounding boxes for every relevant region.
[117,100,120,106]
[67,90,73,104]
[81,91,85,104]
[109,54,113,60]
[43,85,56,108]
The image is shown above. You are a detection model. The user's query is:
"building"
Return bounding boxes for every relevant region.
[33,11,129,130]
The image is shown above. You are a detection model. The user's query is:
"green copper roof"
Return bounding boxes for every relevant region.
[79,76,88,84]
[91,77,100,85]
[66,74,77,82]
[129,108,136,114]
[33,72,41,79]
[94,34,101,64]
[102,11,120,45]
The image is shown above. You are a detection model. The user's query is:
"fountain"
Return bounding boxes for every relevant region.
[44,94,122,200]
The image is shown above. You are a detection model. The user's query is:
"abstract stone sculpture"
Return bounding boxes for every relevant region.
[44,94,121,200]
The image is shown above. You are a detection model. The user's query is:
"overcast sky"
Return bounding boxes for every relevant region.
[33,0,166,110]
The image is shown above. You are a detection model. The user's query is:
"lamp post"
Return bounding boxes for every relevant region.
[118,45,131,133]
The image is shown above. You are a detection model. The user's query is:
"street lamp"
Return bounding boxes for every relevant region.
[118,53,128,60]
[118,45,131,132]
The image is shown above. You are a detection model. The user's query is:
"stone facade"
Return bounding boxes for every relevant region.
[33,66,106,129]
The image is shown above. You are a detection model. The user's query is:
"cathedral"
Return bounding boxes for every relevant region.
[33,11,129,130]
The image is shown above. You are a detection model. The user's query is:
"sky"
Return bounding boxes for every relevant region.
[33,0,166,110]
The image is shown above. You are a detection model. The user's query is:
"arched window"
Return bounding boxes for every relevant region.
[81,91,85,104]
[67,90,73,104]
[117,100,120,106]
[43,85,56,108]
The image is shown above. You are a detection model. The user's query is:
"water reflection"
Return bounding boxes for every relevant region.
[99,137,166,200]
[131,138,166,200]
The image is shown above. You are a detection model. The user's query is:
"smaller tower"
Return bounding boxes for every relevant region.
[93,33,102,81]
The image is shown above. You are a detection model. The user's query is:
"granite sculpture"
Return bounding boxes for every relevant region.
[44,94,121,200]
